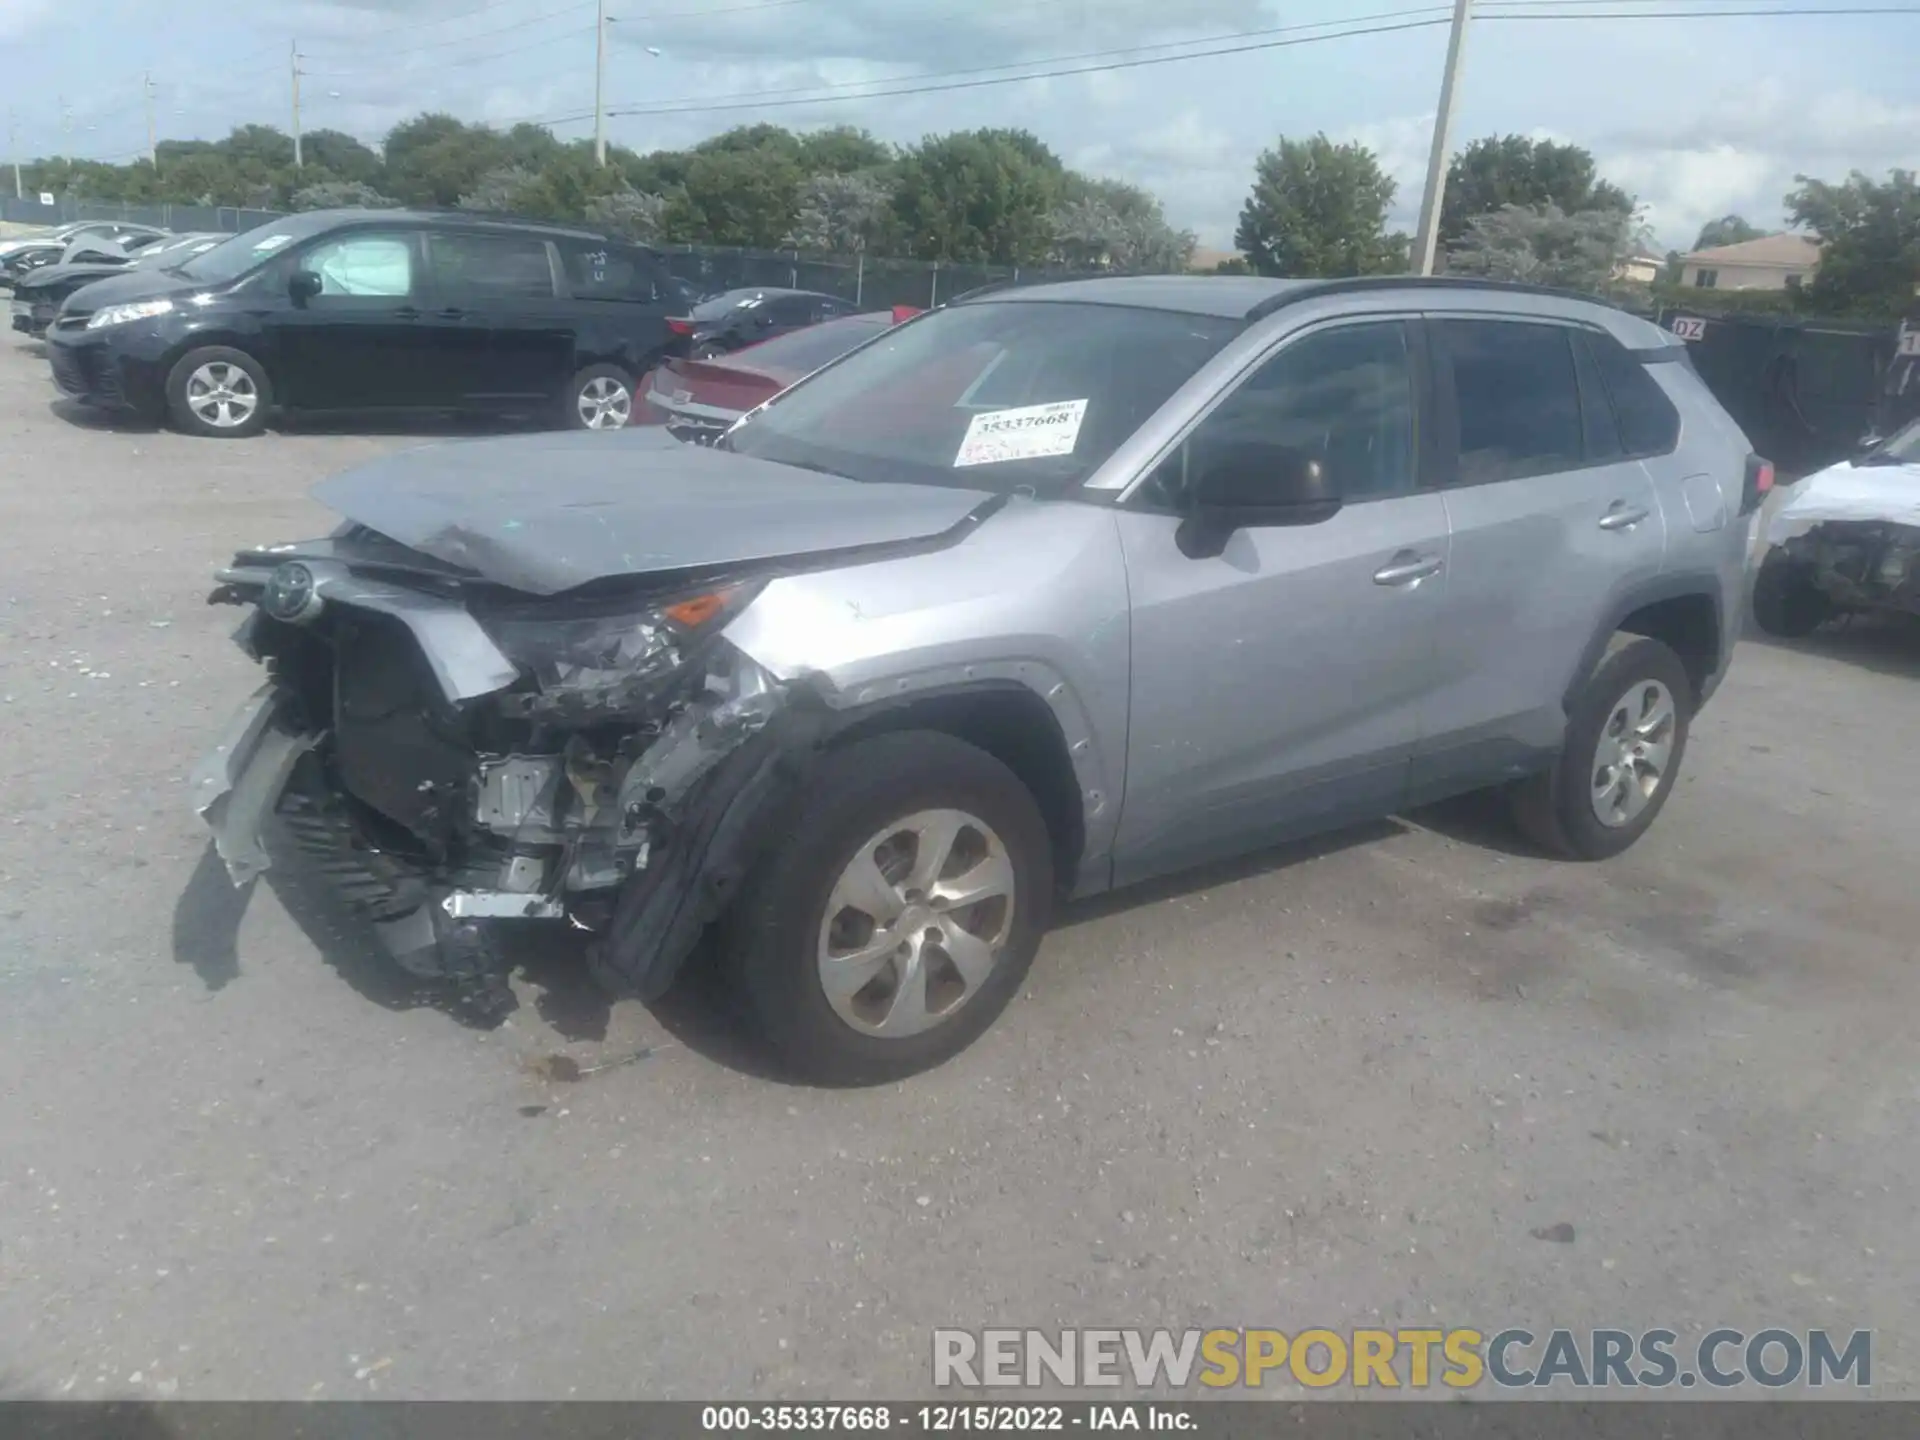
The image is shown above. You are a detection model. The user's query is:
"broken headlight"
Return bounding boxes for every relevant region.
[481,582,762,720]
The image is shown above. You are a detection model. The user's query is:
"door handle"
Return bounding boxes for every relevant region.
[434,307,467,320]
[1598,503,1650,530]
[1372,552,1444,586]
[394,305,423,320]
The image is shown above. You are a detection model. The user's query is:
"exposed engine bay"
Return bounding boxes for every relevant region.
[190,526,828,1016]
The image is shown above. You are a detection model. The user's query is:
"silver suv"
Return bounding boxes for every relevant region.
[193,276,1764,1083]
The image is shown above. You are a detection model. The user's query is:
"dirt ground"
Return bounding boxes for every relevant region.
[1,333,1916,1401]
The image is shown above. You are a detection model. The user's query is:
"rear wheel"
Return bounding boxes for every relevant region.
[1752,551,1834,637]
[722,730,1053,1086]
[563,363,635,431]
[1512,634,1693,860]
[165,346,271,439]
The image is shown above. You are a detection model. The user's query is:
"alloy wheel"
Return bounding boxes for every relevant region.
[1590,678,1677,828]
[185,362,259,429]
[816,809,1017,1038]
[577,375,632,430]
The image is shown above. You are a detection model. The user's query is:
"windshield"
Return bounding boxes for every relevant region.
[723,300,1240,493]
[173,215,331,284]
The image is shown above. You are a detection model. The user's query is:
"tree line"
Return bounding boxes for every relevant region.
[1230,132,1918,320]
[18,117,1197,274]
[20,115,1915,315]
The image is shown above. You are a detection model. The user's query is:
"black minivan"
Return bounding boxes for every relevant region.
[44,209,696,438]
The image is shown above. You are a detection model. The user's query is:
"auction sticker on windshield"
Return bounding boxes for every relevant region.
[954,399,1087,468]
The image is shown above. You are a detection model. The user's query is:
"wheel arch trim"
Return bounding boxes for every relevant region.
[1563,571,1725,713]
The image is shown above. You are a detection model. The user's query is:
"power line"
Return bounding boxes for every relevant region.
[300,0,593,61]
[306,24,599,80]
[536,0,1908,127]
[588,13,1464,123]
[321,0,565,39]
[513,4,1457,126]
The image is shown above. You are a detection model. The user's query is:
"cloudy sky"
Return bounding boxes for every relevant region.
[4,0,1917,251]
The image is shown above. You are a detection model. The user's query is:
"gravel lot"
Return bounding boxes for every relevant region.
[1,333,1917,1403]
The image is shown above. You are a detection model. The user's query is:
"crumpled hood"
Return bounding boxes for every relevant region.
[1766,457,1920,546]
[13,260,127,294]
[310,428,999,595]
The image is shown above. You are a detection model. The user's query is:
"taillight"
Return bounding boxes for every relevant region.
[890,305,922,323]
[1741,454,1775,515]
[666,317,695,337]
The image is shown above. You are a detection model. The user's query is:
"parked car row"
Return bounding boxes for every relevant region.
[12,209,898,441]
[0,221,174,288]
[10,231,225,338]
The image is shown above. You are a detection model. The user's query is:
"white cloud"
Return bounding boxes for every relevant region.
[1339,113,1436,230]
[1592,82,1920,250]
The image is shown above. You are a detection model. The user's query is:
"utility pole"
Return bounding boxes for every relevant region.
[291,40,304,169]
[7,109,21,199]
[1410,0,1474,276]
[593,0,608,165]
[144,72,158,169]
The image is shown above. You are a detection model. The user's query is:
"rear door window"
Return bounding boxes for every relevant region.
[425,232,556,300]
[1439,319,1585,484]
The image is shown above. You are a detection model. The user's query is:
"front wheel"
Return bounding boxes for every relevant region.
[563,363,635,431]
[1752,552,1833,637]
[1511,634,1693,860]
[165,345,271,439]
[721,730,1054,1086]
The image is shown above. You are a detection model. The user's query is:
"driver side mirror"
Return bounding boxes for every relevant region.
[1175,438,1342,559]
[288,269,323,305]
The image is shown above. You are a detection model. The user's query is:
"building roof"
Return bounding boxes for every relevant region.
[1683,233,1821,267]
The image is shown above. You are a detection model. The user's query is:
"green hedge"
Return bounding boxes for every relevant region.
[1649,282,1903,328]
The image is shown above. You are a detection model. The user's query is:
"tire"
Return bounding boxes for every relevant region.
[562,363,636,431]
[720,730,1054,1086]
[1511,634,1693,861]
[1752,551,1833,637]
[164,345,271,439]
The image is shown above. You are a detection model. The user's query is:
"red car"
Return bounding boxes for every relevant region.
[647,306,920,441]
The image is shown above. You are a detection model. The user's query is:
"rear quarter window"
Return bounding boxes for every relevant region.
[556,239,668,303]
[1589,331,1682,456]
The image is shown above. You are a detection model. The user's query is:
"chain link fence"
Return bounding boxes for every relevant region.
[1,195,1086,306]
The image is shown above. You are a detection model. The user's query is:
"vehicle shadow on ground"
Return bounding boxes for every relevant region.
[170,806,1539,1084]
[47,397,160,433]
[1745,611,1920,681]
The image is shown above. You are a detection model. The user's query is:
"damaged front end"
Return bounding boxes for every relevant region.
[1770,521,1920,617]
[190,530,820,1014]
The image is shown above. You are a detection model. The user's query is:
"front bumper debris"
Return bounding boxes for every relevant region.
[189,544,821,1011]
[189,683,320,886]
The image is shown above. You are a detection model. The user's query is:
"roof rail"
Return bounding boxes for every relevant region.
[1243,274,1626,322]
[944,276,1032,306]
